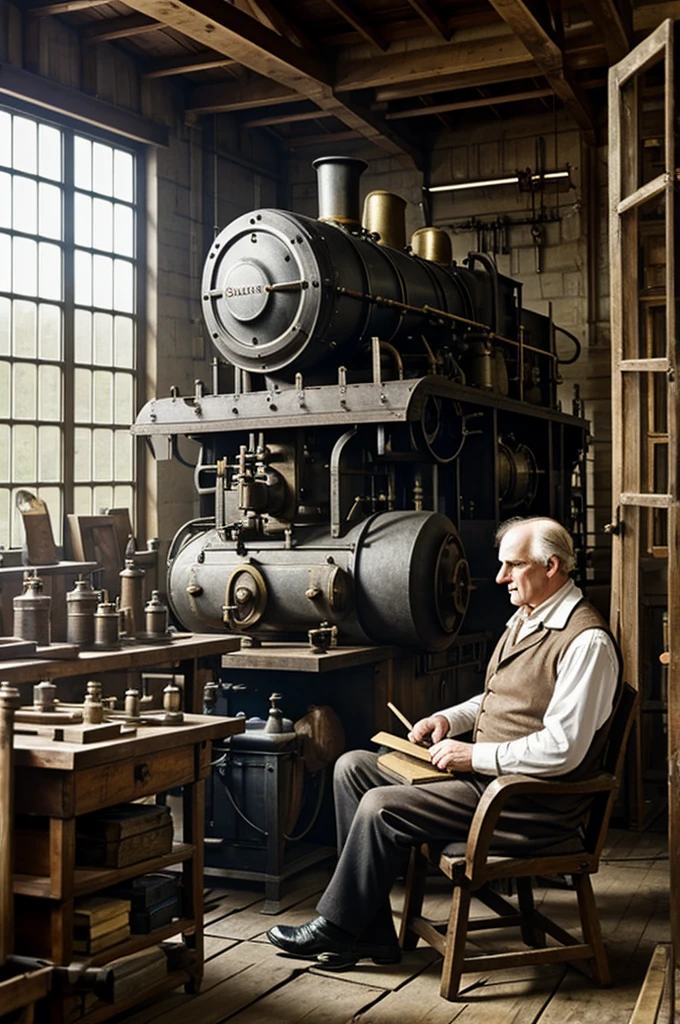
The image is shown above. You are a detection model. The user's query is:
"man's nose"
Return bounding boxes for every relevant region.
[496,565,509,584]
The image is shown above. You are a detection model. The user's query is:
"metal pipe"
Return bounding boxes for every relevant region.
[312,156,367,228]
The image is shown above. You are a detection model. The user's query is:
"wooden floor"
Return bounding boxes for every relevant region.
[121,828,669,1024]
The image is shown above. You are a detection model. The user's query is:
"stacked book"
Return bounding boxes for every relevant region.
[73,896,131,955]
[105,873,180,934]
[76,804,174,868]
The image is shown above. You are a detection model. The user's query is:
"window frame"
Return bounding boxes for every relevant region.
[0,96,147,551]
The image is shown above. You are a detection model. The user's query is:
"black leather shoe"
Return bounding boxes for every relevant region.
[267,916,355,959]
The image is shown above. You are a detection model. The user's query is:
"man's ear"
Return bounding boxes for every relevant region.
[545,555,561,578]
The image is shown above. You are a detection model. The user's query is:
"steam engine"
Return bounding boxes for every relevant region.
[133,156,587,653]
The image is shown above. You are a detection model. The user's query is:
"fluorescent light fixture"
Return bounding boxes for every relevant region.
[426,170,571,194]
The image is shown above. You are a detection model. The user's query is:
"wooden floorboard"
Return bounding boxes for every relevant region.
[111,828,669,1024]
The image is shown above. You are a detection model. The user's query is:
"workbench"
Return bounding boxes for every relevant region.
[12,712,245,1023]
[0,632,240,712]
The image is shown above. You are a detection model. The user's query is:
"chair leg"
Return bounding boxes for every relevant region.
[399,845,429,951]
[574,873,611,986]
[440,883,471,1001]
[516,877,546,948]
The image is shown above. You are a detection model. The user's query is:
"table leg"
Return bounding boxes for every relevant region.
[182,777,205,994]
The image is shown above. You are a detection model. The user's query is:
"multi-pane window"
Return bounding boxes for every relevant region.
[0,107,138,549]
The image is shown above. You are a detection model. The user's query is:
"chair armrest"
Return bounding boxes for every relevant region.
[464,772,616,879]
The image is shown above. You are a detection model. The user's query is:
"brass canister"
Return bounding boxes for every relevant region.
[66,576,100,648]
[119,559,146,637]
[362,190,407,250]
[13,574,51,646]
[410,227,452,266]
[144,590,168,637]
[93,601,120,649]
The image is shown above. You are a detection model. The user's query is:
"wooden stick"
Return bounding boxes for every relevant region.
[387,701,413,733]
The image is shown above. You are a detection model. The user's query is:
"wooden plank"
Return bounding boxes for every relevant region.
[335,33,533,92]
[617,173,668,214]
[621,358,669,372]
[143,53,236,78]
[246,0,316,53]
[386,87,554,118]
[221,643,399,673]
[122,942,314,1024]
[28,0,110,12]
[620,493,673,508]
[83,13,164,42]
[357,960,562,1022]
[0,62,169,147]
[204,866,332,941]
[309,947,441,991]
[222,969,385,1024]
[187,78,305,113]
[374,60,539,101]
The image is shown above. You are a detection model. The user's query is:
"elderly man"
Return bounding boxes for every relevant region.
[267,516,621,969]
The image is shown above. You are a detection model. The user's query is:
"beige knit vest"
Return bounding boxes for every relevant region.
[473,598,620,778]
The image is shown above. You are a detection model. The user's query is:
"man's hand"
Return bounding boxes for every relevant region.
[429,739,474,773]
[409,714,449,745]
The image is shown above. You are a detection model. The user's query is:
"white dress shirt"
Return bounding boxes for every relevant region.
[435,579,620,777]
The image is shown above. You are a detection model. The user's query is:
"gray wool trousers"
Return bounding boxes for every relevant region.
[315,749,578,939]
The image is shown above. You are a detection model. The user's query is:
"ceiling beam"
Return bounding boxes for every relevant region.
[83,14,165,42]
[244,109,336,127]
[404,0,451,41]
[123,0,422,167]
[27,0,110,14]
[143,52,237,78]
[586,0,632,62]
[375,60,540,101]
[485,0,596,142]
[385,86,554,119]
[285,129,360,147]
[246,0,316,53]
[187,77,306,113]
[323,0,388,51]
[335,33,533,91]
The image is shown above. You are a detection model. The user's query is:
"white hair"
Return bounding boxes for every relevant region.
[495,516,575,573]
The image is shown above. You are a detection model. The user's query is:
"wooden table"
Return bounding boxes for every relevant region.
[13,712,245,1023]
[0,633,241,712]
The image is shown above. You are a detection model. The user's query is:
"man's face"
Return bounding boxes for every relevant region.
[495,526,558,610]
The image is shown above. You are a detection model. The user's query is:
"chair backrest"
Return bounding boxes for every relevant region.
[582,681,638,858]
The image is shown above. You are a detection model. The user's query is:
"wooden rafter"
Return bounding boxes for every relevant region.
[244,109,335,127]
[404,0,451,41]
[335,33,533,91]
[586,0,632,63]
[187,78,307,113]
[143,53,236,78]
[246,0,316,53]
[375,60,539,100]
[385,86,554,119]
[485,0,596,142]
[28,0,110,14]
[323,0,388,51]
[83,14,164,42]
[286,129,360,147]
[122,0,422,167]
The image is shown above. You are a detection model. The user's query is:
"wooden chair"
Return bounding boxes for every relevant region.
[399,682,638,1000]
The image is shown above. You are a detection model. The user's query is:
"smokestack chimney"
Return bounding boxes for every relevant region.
[312,156,367,229]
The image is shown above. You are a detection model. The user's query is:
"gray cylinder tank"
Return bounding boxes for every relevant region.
[167,510,470,652]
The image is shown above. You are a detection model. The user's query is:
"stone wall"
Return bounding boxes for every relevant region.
[289,110,612,587]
